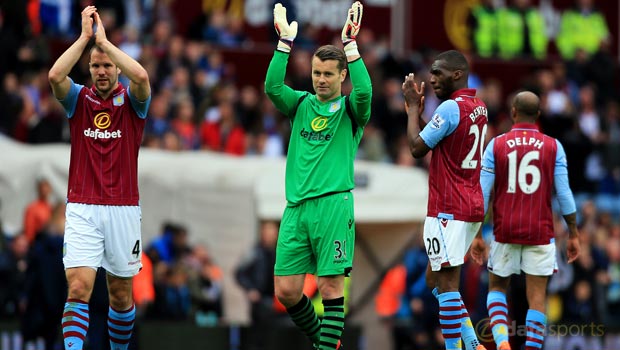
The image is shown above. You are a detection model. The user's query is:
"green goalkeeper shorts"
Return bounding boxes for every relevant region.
[275,191,355,277]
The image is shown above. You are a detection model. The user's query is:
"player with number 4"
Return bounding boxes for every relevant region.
[470,91,580,350]
[48,5,151,350]
[401,50,488,350]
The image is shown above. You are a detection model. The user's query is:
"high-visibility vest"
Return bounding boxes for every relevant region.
[556,9,609,60]
[497,7,548,59]
[471,5,497,58]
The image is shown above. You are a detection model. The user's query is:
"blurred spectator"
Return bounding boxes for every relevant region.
[22,177,53,245]
[129,253,155,350]
[375,242,440,350]
[0,73,24,137]
[161,130,183,151]
[200,100,246,155]
[186,244,223,325]
[170,96,200,150]
[602,100,620,172]
[119,25,142,60]
[603,232,620,349]
[20,202,66,350]
[562,116,596,194]
[235,220,285,350]
[468,0,497,58]
[0,234,29,319]
[146,222,191,265]
[496,0,548,60]
[556,0,610,61]
[577,84,606,189]
[39,0,76,38]
[358,122,389,162]
[144,93,171,140]
[235,220,280,325]
[373,78,407,162]
[152,262,192,320]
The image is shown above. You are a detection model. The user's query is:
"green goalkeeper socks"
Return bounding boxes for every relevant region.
[319,297,345,350]
[286,294,321,345]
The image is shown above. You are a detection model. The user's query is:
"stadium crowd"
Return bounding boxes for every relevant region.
[1,0,620,349]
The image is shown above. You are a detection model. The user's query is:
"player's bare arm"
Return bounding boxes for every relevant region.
[402,73,431,158]
[48,5,97,99]
[563,212,581,263]
[93,12,150,101]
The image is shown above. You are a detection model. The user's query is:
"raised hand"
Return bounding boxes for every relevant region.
[93,11,108,46]
[342,1,363,45]
[402,73,425,113]
[80,6,97,39]
[341,1,363,57]
[273,3,298,53]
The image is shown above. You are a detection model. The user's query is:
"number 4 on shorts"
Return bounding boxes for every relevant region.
[132,240,141,258]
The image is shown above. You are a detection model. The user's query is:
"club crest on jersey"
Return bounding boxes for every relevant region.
[329,100,341,113]
[430,113,445,129]
[113,94,125,106]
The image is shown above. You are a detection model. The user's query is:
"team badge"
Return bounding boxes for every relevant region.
[329,100,341,113]
[113,94,125,106]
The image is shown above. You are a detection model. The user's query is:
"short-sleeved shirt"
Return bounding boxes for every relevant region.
[420,88,488,222]
[57,81,150,205]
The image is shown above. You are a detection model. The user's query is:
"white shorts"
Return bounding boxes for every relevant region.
[63,203,143,277]
[487,239,557,277]
[423,217,481,271]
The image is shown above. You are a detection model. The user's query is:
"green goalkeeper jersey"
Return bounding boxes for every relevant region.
[265,50,372,206]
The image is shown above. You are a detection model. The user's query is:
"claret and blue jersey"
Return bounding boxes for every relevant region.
[420,88,488,223]
[57,79,151,206]
[480,123,576,245]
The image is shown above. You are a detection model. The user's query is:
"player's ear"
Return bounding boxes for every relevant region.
[117,67,121,75]
[453,70,463,81]
[341,68,347,83]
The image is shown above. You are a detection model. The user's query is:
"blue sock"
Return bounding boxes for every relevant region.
[62,299,89,350]
[108,304,136,350]
[432,287,439,298]
[487,291,509,346]
[460,300,481,350]
[438,291,463,350]
[525,309,546,350]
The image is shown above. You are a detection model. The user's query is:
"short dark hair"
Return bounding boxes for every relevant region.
[89,45,105,57]
[313,45,347,71]
[435,50,469,73]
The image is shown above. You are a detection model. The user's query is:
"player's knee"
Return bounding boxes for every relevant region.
[67,279,93,301]
[275,287,303,308]
[109,290,133,310]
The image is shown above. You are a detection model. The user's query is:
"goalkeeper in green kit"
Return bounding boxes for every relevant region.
[264,2,371,349]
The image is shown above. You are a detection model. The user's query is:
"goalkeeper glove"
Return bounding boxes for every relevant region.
[273,3,298,53]
[341,1,363,57]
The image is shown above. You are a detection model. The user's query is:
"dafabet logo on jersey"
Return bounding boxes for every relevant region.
[84,112,122,139]
[300,116,333,141]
